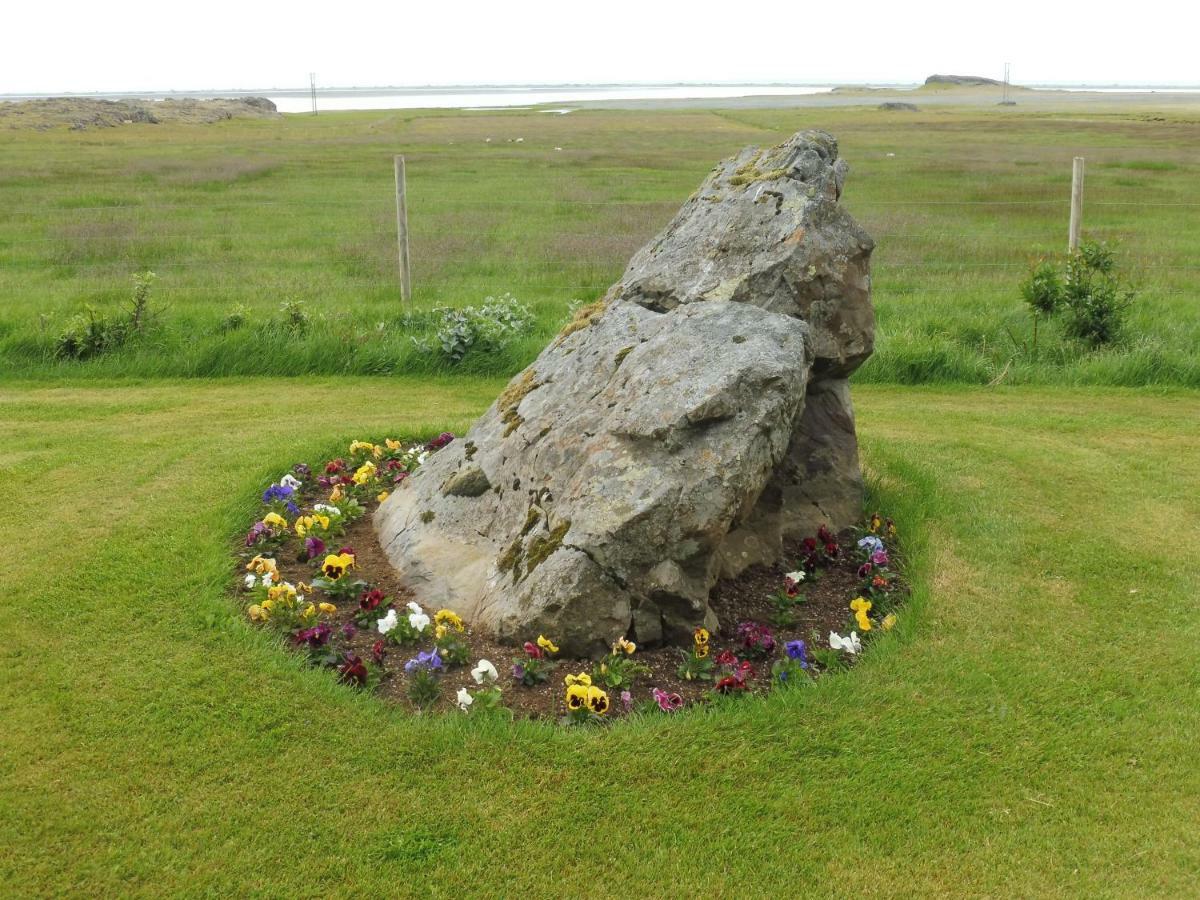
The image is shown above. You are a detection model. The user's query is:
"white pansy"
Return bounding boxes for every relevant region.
[313,504,341,516]
[281,474,302,490]
[406,601,424,615]
[784,570,806,583]
[408,610,430,631]
[456,688,474,712]
[377,609,398,635]
[829,631,862,654]
[471,659,499,684]
[243,574,256,590]
[260,571,275,587]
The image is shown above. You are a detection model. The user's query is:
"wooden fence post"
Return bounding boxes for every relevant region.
[394,155,412,304]
[1068,157,1085,252]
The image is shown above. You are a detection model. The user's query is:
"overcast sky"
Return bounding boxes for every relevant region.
[5,0,1198,93]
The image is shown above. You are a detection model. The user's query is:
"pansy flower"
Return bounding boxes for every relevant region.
[359,589,385,611]
[376,609,399,635]
[456,687,474,712]
[321,552,355,580]
[786,640,808,666]
[829,631,862,654]
[262,512,288,530]
[585,686,610,715]
[338,653,368,686]
[426,432,454,451]
[652,688,683,712]
[565,683,588,711]
[471,659,499,684]
[715,649,738,667]
[858,535,884,556]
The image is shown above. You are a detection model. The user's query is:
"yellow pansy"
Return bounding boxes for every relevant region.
[376,491,390,503]
[435,609,464,633]
[537,635,559,655]
[564,672,592,688]
[882,613,897,631]
[613,637,637,655]
[586,686,610,715]
[855,610,873,632]
[349,440,376,456]
[267,583,297,605]
[246,555,278,576]
[385,438,402,451]
[260,599,275,612]
[247,604,268,622]
[294,516,314,537]
[352,461,376,485]
[318,602,337,615]
[329,484,345,503]
[321,553,355,580]
[263,512,288,529]
[850,597,872,614]
[565,684,588,711]
[301,603,317,620]
[434,624,447,640]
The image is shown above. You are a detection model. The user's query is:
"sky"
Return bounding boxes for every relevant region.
[4,0,1198,93]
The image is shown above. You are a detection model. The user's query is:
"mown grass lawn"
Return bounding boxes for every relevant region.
[2,378,1196,896]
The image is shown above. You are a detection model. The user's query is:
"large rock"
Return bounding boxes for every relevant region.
[376,130,875,656]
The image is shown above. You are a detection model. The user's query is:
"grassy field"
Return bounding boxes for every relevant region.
[3,101,1198,894]
[2,378,1197,895]
[1,103,1198,383]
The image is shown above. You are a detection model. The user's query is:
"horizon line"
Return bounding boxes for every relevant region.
[4,79,1200,98]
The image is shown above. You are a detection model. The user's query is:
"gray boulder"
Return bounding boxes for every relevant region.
[376,129,875,656]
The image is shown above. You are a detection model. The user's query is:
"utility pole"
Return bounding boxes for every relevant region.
[1003,63,1010,104]
[310,72,318,116]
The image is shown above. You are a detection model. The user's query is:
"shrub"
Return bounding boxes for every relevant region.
[220,303,250,332]
[1017,241,1134,350]
[55,270,158,359]
[415,293,535,363]
[278,299,309,334]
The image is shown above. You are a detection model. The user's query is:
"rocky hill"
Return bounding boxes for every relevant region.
[924,74,1003,87]
[0,96,279,131]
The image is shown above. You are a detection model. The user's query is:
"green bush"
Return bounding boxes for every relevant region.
[1018,241,1134,350]
[55,271,158,360]
[416,293,535,363]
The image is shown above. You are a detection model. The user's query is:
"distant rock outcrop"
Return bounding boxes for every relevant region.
[0,97,279,131]
[924,74,1002,87]
[879,101,919,111]
[375,130,875,656]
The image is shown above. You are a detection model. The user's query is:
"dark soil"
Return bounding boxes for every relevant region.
[240,488,905,722]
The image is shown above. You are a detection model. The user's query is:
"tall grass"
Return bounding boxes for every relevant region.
[1,104,1197,384]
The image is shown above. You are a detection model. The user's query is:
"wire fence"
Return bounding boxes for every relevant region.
[1,189,1194,298]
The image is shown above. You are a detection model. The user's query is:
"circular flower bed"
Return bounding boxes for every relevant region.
[237,436,907,723]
